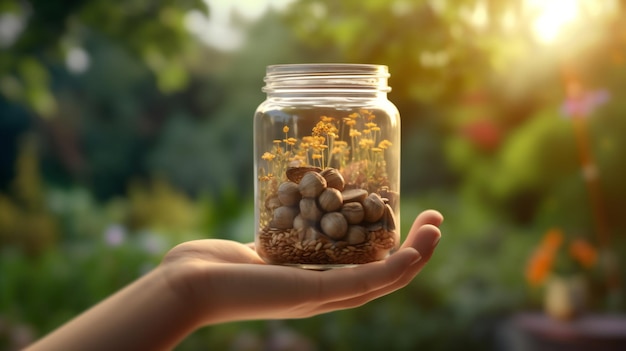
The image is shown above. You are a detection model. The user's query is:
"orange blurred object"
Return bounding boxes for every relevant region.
[569,238,598,269]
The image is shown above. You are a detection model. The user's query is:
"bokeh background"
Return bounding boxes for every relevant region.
[1,0,626,350]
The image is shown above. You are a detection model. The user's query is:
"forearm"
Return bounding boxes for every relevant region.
[25,267,200,351]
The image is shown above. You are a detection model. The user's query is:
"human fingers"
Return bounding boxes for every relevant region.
[400,210,443,251]
[312,223,441,314]
[417,209,444,227]
[306,245,422,306]
[263,212,442,311]
[193,252,413,324]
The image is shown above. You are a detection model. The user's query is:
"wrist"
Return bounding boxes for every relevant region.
[26,265,204,351]
[155,263,206,329]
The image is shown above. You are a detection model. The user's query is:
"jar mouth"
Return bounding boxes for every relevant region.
[263,63,391,94]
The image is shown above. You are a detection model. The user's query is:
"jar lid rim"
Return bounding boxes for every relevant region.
[266,63,389,76]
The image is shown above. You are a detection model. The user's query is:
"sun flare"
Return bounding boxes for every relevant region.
[526,0,581,44]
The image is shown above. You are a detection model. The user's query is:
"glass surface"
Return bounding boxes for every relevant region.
[254,64,400,269]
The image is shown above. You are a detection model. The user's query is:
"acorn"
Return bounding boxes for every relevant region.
[379,186,399,209]
[298,172,327,198]
[293,214,307,231]
[342,188,368,203]
[346,225,367,245]
[363,193,385,222]
[277,181,301,206]
[265,195,282,210]
[270,206,298,229]
[286,166,322,183]
[320,212,348,240]
[383,204,397,231]
[320,168,345,191]
[318,188,343,212]
[299,198,323,222]
[340,202,365,224]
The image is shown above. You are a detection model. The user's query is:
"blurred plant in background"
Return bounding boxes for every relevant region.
[525,228,598,289]
[0,134,57,256]
[525,227,600,321]
[1,0,626,350]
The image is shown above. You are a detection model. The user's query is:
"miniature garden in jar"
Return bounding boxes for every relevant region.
[253,64,400,269]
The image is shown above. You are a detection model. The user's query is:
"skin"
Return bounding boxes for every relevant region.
[26,210,443,351]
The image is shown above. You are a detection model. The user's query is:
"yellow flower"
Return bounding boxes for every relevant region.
[378,140,392,149]
[312,121,327,136]
[349,129,362,137]
[359,139,374,148]
[360,109,375,120]
[312,121,337,138]
[312,154,322,160]
[302,136,315,144]
[283,125,289,133]
[365,122,377,129]
[261,152,276,161]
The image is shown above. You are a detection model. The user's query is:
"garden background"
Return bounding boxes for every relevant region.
[1,0,626,349]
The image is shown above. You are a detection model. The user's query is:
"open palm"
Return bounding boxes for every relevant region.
[160,210,443,325]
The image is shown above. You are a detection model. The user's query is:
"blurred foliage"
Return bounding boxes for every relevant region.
[2,0,626,350]
[126,176,198,232]
[0,236,163,350]
[0,0,207,116]
[0,134,57,255]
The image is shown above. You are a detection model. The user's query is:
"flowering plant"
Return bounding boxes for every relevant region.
[525,228,598,287]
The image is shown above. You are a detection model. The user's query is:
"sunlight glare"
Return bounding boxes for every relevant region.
[526,0,580,44]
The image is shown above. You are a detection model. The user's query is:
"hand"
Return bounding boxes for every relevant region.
[160,210,443,326]
[26,210,443,351]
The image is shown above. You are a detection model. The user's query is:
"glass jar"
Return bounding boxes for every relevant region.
[253,63,400,269]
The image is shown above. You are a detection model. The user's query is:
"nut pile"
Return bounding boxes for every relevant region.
[257,167,398,266]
